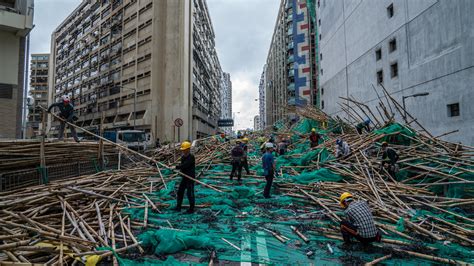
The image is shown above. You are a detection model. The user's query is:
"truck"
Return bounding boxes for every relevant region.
[103,130,147,151]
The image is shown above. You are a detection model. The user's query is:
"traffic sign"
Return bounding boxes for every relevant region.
[174,118,184,127]
[218,118,234,127]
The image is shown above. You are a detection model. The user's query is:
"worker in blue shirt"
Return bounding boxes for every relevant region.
[262,143,276,198]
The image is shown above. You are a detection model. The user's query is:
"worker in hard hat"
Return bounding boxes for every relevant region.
[230,140,244,182]
[356,119,371,134]
[241,138,251,175]
[174,141,196,214]
[47,95,80,143]
[380,142,399,178]
[277,137,287,155]
[335,138,351,158]
[339,192,381,244]
[309,128,321,148]
[262,142,276,198]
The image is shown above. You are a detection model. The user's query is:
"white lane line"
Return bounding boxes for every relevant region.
[256,230,270,265]
[240,233,252,266]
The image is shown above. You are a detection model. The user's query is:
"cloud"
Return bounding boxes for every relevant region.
[30,0,82,54]
[207,0,280,129]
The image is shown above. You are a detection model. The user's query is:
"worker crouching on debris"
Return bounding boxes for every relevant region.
[356,119,371,134]
[262,143,276,198]
[47,95,80,143]
[230,140,244,182]
[174,141,196,214]
[277,137,287,155]
[241,138,251,175]
[335,138,351,158]
[309,128,321,148]
[381,142,399,178]
[339,192,381,245]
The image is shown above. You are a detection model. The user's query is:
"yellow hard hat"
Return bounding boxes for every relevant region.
[311,128,316,132]
[242,138,249,143]
[180,141,191,150]
[339,192,353,208]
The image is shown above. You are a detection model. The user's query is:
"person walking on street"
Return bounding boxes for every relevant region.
[47,95,80,143]
[356,119,371,134]
[309,128,320,148]
[339,192,381,245]
[381,142,399,178]
[241,138,251,175]
[230,140,244,182]
[262,143,276,198]
[174,141,196,214]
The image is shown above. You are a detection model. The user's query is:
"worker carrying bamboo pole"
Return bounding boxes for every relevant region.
[173,141,196,214]
[230,140,244,182]
[262,143,276,198]
[355,119,371,134]
[339,192,381,245]
[335,138,351,158]
[47,95,80,143]
[380,142,399,178]
[309,128,321,148]
[241,138,251,175]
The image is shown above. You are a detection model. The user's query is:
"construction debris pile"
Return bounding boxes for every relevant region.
[0,140,117,173]
[0,92,473,265]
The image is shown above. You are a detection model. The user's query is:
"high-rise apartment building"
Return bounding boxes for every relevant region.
[317,0,474,145]
[27,53,50,138]
[263,0,319,126]
[49,0,223,142]
[254,115,260,131]
[219,72,232,134]
[0,0,34,139]
[258,66,266,130]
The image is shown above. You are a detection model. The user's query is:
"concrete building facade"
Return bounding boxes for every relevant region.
[263,0,319,127]
[0,0,34,139]
[258,66,266,130]
[219,72,232,134]
[253,115,260,131]
[317,0,474,145]
[49,0,223,143]
[27,53,50,138]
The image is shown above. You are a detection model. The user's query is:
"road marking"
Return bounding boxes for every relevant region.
[256,231,270,265]
[240,234,252,266]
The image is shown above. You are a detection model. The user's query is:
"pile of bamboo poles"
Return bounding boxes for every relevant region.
[0,168,167,265]
[0,140,117,172]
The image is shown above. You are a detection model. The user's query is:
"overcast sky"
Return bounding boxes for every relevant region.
[30,0,280,130]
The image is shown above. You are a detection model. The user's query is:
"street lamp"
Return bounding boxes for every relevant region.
[402,92,429,120]
[117,85,137,129]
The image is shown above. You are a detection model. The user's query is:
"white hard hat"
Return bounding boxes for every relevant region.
[265,143,274,149]
[62,95,70,102]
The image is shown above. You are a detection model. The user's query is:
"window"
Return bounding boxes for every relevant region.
[0,83,13,99]
[321,87,324,95]
[321,100,325,109]
[318,19,321,26]
[376,48,382,61]
[319,34,322,40]
[387,3,394,18]
[320,68,323,75]
[320,53,323,60]
[389,38,397,52]
[377,70,383,84]
[447,103,460,117]
[390,62,398,78]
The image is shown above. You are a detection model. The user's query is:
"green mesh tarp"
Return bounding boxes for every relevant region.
[373,123,416,145]
[139,229,212,255]
[284,167,343,184]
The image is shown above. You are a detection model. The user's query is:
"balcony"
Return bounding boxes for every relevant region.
[288,83,295,91]
[287,55,294,62]
[288,97,296,106]
[288,69,294,77]
[287,42,294,50]
[287,27,293,36]
[0,0,34,36]
[286,14,293,22]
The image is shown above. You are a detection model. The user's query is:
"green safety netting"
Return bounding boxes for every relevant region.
[373,123,416,146]
[101,117,473,265]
